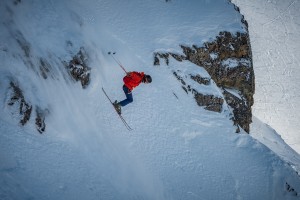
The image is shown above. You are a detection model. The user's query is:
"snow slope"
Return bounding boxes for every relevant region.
[232,0,300,154]
[1,0,300,199]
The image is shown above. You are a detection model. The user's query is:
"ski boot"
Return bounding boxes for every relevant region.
[113,100,122,114]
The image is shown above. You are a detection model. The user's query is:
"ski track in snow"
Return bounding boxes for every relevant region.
[1,0,300,199]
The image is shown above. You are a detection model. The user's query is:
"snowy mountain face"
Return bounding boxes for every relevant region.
[1,0,300,199]
[231,0,300,154]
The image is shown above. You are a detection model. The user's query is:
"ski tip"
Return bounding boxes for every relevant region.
[108,51,116,55]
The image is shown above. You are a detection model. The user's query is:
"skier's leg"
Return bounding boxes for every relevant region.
[119,85,133,106]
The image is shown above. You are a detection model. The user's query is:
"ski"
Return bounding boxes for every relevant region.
[101,87,133,131]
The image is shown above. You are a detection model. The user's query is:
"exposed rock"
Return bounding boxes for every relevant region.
[154,53,160,65]
[66,47,91,88]
[194,92,224,113]
[154,52,169,66]
[154,30,254,133]
[190,74,210,85]
[186,32,254,132]
[223,89,251,132]
[170,53,186,62]
[8,82,32,126]
[35,107,48,134]
[7,82,49,134]
[286,182,298,196]
[173,71,187,86]
[155,52,186,65]
[173,70,223,113]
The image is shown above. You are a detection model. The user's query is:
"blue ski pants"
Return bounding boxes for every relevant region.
[119,85,133,107]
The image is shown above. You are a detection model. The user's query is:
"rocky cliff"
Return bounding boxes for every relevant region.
[154,6,254,133]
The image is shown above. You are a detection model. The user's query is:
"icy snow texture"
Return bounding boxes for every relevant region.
[232,0,300,153]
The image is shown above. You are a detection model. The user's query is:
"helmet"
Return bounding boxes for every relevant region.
[145,74,152,83]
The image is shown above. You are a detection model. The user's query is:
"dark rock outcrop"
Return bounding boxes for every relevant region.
[184,31,254,133]
[223,89,251,132]
[155,30,254,133]
[35,107,48,134]
[65,47,90,88]
[194,93,224,113]
[8,82,32,126]
[173,70,223,113]
[190,74,210,85]
[154,52,169,66]
[286,182,298,196]
[7,82,49,134]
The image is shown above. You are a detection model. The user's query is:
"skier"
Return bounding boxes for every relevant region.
[113,71,152,114]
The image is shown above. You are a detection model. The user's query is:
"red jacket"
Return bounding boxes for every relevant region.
[123,71,144,91]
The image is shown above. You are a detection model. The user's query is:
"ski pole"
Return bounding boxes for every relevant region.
[108,52,128,74]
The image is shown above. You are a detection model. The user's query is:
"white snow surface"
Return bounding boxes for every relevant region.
[1,0,300,199]
[232,0,300,154]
